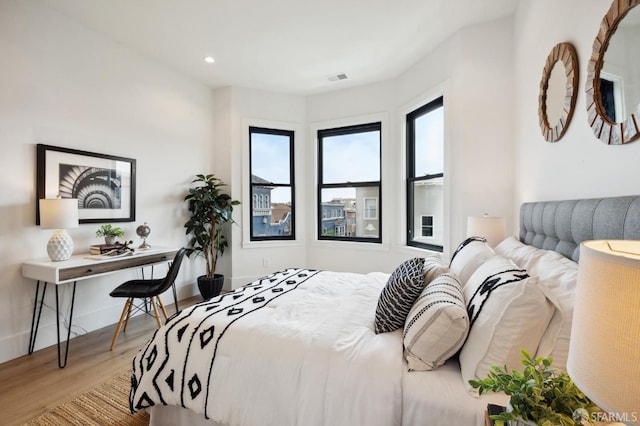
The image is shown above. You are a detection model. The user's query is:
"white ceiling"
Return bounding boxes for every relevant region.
[38,0,517,95]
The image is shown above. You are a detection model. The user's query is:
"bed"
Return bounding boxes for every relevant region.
[130,195,640,426]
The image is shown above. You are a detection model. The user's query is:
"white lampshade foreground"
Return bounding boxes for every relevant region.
[567,240,640,423]
[466,214,506,247]
[39,198,79,261]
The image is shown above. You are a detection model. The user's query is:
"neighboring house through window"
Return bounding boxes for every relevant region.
[317,122,381,242]
[421,215,434,237]
[407,97,444,251]
[249,126,295,240]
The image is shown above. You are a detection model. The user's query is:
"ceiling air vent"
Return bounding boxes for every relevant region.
[328,73,348,82]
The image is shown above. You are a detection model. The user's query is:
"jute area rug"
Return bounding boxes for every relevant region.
[25,371,149,426]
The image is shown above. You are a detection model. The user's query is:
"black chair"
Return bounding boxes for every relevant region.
[109,247,186,350]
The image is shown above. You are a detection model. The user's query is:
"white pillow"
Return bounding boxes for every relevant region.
[532,258,577,371]
[495,236,549,272]
[449,237,495,285]
[403,272,468,371]
[423,253,449,284]
[495,237,578,371]
[459,255,554,394]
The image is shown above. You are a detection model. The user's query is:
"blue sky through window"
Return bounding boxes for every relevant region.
[251,133,290,183]
[320,129,380,201]
[414,107,443,176]
[251,132,291,203]
[322,130,380,183]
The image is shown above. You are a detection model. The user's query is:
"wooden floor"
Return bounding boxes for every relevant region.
[0,295,202,426]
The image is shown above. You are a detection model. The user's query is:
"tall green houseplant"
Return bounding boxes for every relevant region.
[184,174,240,298]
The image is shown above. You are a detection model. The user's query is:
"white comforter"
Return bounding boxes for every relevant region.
[131,268,403,426]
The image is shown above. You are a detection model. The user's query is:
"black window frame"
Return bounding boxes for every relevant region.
[249,126,295,242]
[317,122,382,243]
[406,97,444,252]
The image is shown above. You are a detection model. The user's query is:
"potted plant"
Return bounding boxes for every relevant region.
[184,174,240,300]
[469,350,600,426]
[96,224,125,244]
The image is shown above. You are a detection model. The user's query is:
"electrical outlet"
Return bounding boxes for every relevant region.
[262,258,269,268]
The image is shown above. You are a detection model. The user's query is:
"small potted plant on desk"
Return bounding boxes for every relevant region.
[96,224,125,245]
[469,350,600,426]
[184,174,240,300]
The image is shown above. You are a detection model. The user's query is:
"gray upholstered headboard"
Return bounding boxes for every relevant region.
[519,195,640,262]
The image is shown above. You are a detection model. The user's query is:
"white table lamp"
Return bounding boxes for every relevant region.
[466,214,506,247]
[567,240,640,424]
[39,198,79,261]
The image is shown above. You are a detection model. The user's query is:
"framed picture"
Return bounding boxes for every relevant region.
[36,144,136,224]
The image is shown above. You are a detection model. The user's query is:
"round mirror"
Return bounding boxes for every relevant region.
[538,43,579,142]
[546,62,567,127]
[586,0,640,144]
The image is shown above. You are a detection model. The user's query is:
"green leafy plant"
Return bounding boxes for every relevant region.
[469,350,599,426]
[95,224,125,238]
[184,174,240,278]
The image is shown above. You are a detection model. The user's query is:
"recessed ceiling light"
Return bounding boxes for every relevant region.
[204,56,215,64]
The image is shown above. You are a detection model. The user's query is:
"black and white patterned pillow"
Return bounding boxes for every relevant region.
[374,258,425,334]
[403,272,468,370]
[449,236,494,284]
[459,255,554,395]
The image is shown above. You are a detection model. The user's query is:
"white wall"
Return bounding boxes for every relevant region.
[0,0,213,363]
[513,1,640,224]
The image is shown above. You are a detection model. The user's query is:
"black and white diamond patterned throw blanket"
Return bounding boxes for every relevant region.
[130,268,320,417]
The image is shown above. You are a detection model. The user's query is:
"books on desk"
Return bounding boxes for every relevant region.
[90,243,125,255]
[85,251,134,260]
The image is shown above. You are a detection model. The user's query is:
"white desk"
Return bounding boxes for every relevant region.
[22,247,179,368]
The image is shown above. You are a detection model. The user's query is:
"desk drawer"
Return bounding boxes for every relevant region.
[59,252,175,281]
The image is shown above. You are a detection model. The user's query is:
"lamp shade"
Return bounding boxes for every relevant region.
[567,240,640,422]
[39,198,79,229]
[466,214,506,247]
[39,198,78,261]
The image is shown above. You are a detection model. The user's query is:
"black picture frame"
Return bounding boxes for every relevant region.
[36,144,136,224]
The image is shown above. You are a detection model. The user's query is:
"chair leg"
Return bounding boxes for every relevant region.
[150,297,162,329]
[156,295,169,321]
[122,298,134,332]
[110,298,132,351]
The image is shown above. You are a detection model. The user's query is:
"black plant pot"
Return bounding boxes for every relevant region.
[197,274,224,300]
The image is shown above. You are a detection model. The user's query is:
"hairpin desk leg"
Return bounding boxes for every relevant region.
[55,281,77,368]
[28,281,47,354]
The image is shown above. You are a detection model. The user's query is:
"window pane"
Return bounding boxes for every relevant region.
[252,186,293,237]
[414,106,444,177]
[409,179,443,246]
[322,130,380,184]
[250,126,294,241]
[364,197,377,220]
[320,187,379,239]
[251,132,291,184]
[421,215,434,237]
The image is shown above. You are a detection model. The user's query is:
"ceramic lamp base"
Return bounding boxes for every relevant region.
[47,229,74,261]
